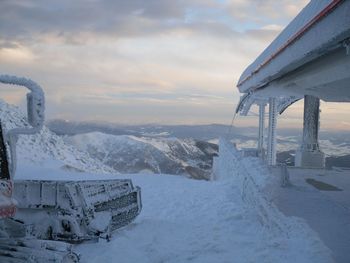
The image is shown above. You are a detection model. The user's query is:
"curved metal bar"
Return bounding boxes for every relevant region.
[278,97,302,115]
[235,93,250,114]
[0,75,45,177]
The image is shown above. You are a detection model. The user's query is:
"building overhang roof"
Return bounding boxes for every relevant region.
[237,0,350,94]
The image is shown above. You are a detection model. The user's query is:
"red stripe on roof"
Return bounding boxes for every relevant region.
[238,0,344,88]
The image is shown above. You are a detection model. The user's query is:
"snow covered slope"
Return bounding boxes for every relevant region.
[0,100,114,175]
[66,132,218,180]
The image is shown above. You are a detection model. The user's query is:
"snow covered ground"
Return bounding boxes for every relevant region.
[16,158,332,263]
[77,174,330,263]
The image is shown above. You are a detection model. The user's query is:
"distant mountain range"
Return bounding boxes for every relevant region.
[48,119,350,156]
[48,119,350,170]
[47,119,257,141]
[0,101,219,179]
[66,133,218,180]
[1,98,348,183]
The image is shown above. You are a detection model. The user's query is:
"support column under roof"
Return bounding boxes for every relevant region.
[295,95,325,168]
[258,103,265,156]
[267,98,277,166]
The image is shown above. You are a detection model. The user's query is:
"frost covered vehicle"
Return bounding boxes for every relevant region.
[13,179,141,243]
[0,75,142,262]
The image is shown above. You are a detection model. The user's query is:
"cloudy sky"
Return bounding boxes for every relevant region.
[1,0,349,130]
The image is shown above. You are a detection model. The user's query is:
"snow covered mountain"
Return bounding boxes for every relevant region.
[65,133,218,180]
[0,99,218,179]
[48,119,350,157]
[0,100,114,175]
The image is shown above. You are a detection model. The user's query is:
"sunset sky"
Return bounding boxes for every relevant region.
[1,0,350,130]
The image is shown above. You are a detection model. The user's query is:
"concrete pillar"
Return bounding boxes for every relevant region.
[267,98,277,166]
[258,104,265,155]
[295,95,325,168]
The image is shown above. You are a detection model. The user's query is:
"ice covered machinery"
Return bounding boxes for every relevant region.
[0,75,142,262]
[13,179,142,243]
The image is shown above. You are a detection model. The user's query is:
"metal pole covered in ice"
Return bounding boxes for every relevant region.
[267,98,277,166]
[258,103,265,155]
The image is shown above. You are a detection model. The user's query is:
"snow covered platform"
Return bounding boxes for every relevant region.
[270,166,350,263]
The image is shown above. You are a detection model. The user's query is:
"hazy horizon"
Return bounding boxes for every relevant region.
[46,117,350,134]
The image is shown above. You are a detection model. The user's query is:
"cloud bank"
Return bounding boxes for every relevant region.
[4,0,346,130]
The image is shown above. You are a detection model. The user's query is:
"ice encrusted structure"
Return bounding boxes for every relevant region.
[0,75,45,177]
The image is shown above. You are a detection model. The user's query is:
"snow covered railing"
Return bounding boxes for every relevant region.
[0,75,45,177]
[213,139,290,235]
[0,75,45,131]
